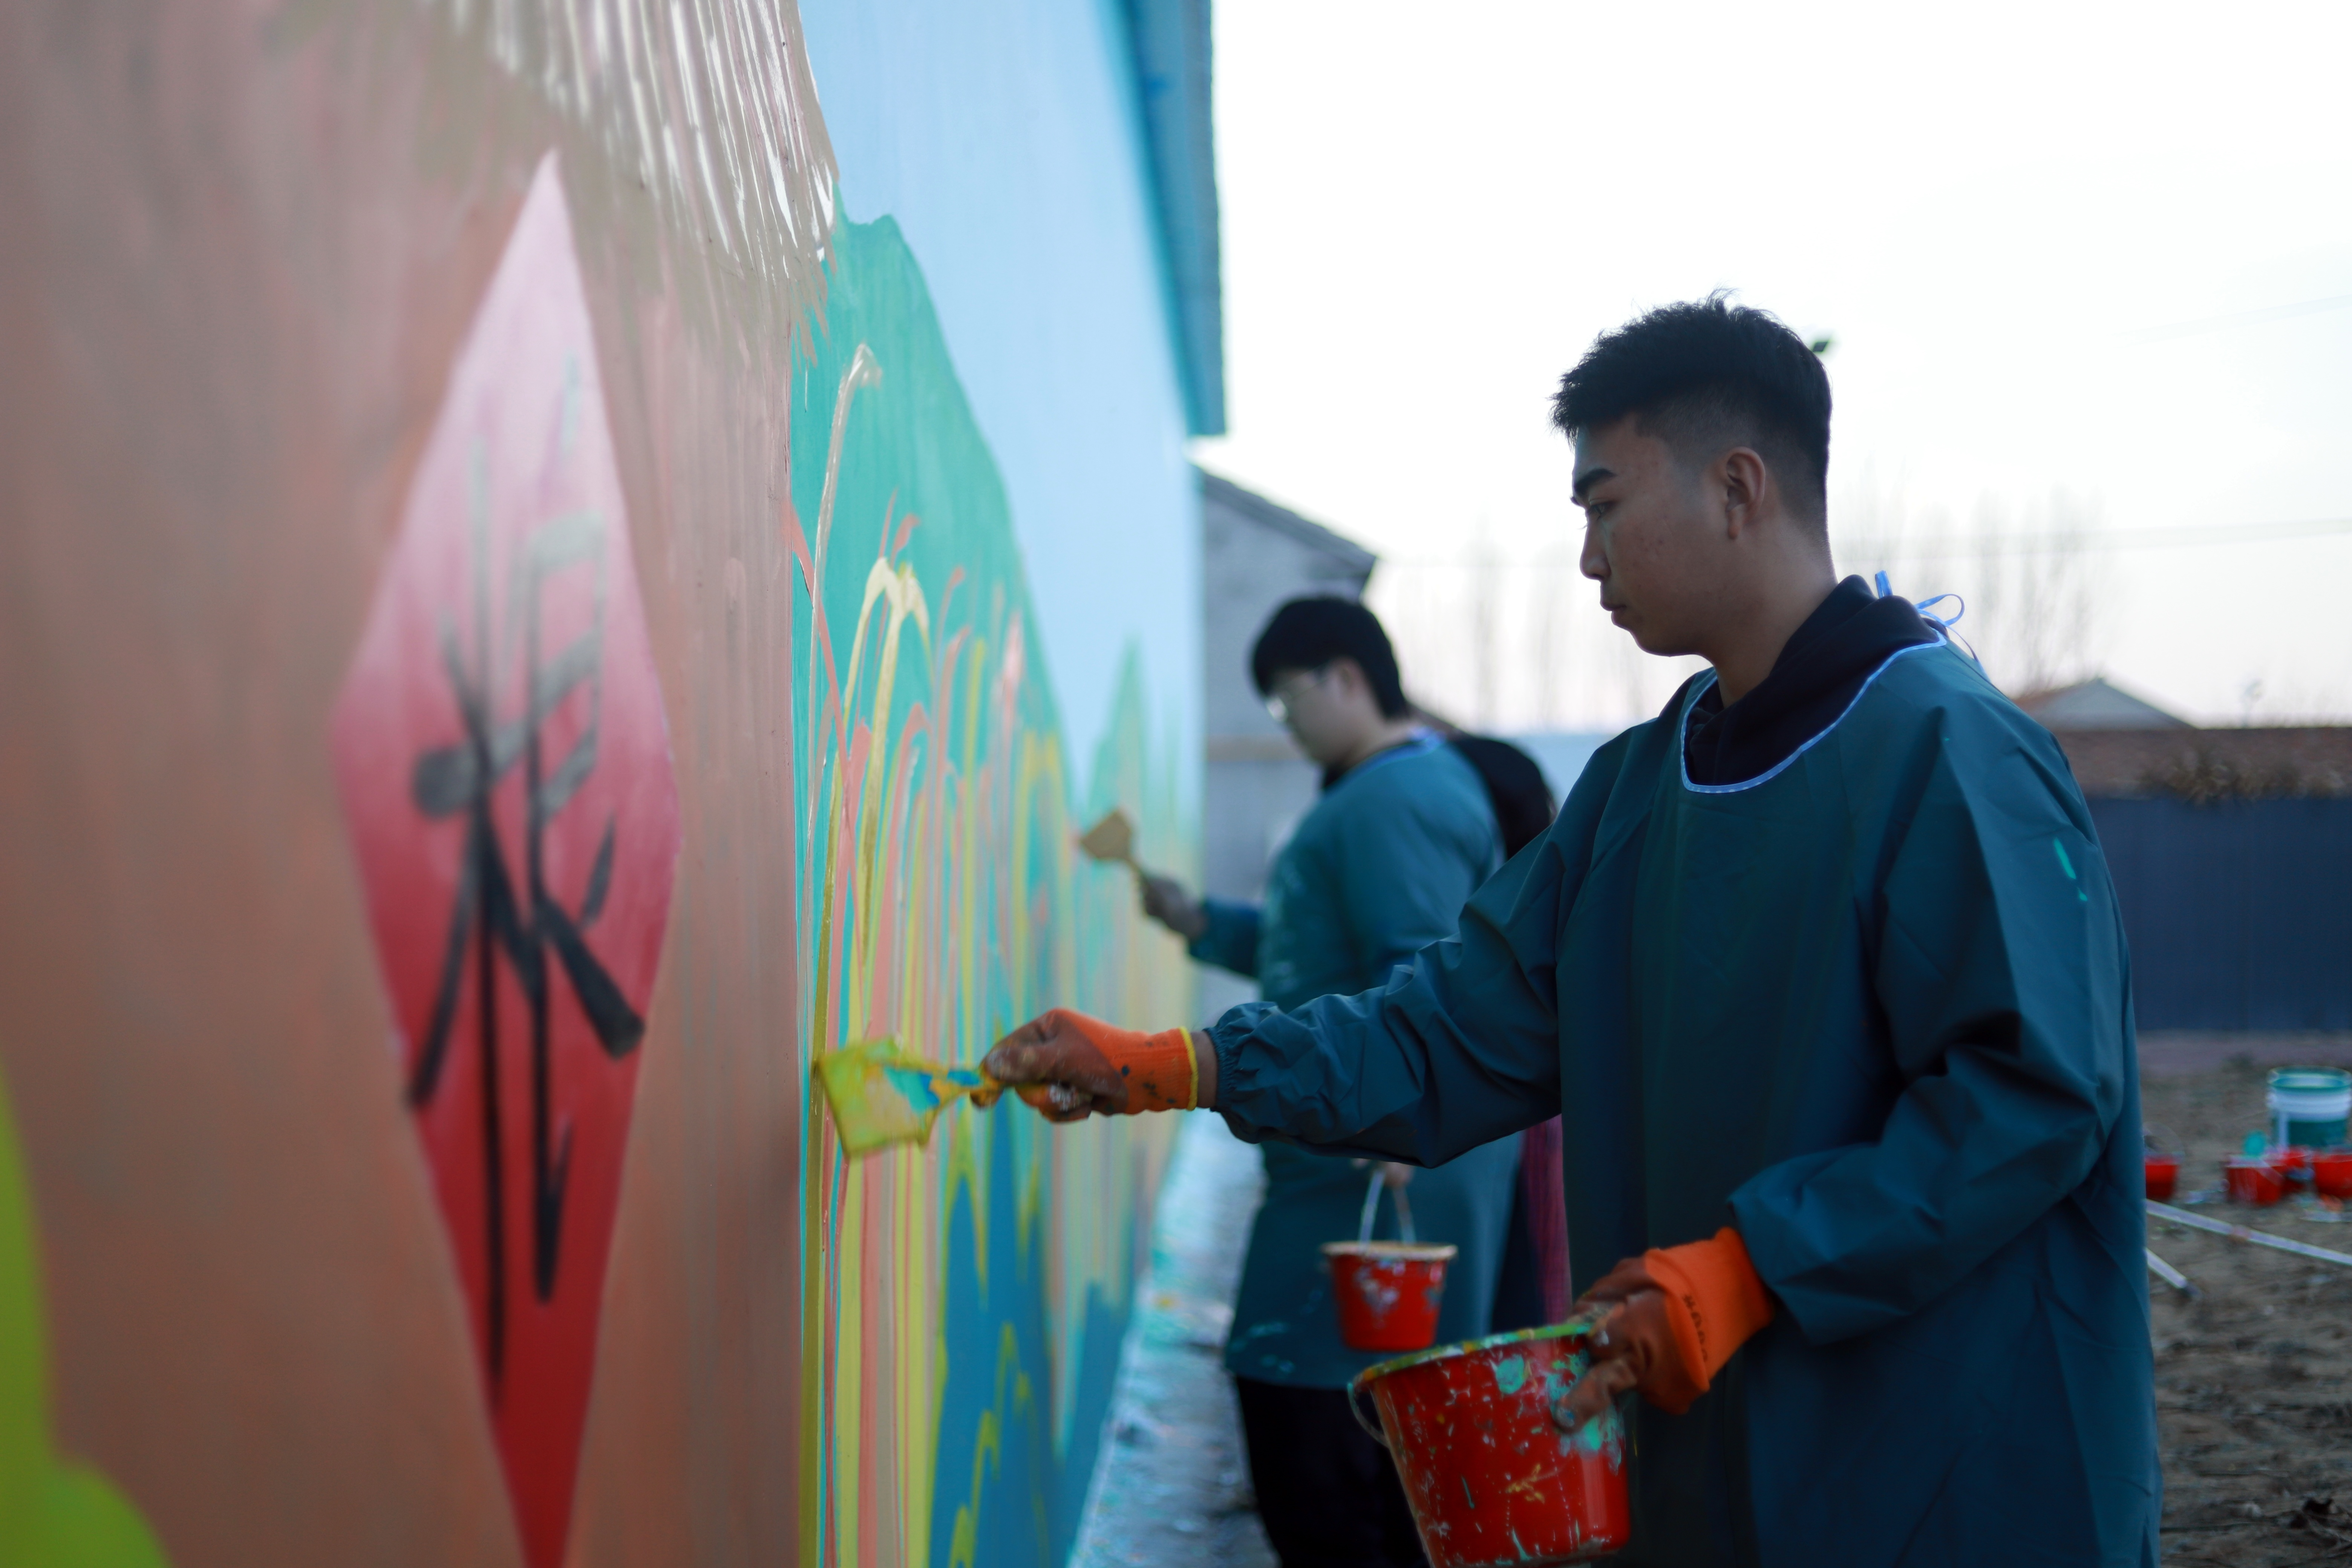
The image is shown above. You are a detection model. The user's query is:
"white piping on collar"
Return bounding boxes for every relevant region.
[1677,635,1949,795]
[1329,727,1443,791]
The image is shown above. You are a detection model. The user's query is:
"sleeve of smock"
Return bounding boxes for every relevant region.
[1186,897,1262,978]
[1729,717,2134,1345]
[1209,789,1592,1168]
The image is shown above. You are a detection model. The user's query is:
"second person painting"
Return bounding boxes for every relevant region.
[1139,597,1548,1568]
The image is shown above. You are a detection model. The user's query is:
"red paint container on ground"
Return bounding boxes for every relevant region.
[1351,1318,1632,1567]
[2144,1155,2180,1201]
[2226,1157,2286,1206]
[2312,1149,2352,1199]
[1324,1242,1456,1352]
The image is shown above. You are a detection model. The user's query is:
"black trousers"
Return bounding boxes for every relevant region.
[1233,1377,1427,1568]
[1485,1161,1550,1334]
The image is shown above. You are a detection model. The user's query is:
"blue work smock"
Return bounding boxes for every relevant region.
[1207,642,2159,1566]
[1193,735,1521,1390]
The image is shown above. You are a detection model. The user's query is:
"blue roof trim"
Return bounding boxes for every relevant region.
[1124,0,1227,436]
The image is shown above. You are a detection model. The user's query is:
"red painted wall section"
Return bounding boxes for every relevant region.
[0,2,834,1562]
[331,155,682,1568]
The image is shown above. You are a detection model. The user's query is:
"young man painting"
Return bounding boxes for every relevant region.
[1139,597,1521,1568]
[990,297,2159,1566]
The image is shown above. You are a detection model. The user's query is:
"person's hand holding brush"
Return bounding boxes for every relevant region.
[1076,807,1208,939]
[984,1009,1215,1121]
[1138,874,1209,940]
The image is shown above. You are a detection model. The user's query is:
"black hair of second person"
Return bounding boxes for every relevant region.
[1551,294,1832,526]
[1249,598,1410,719]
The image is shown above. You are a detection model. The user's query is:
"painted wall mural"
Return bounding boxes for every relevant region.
[331,157,682,1568]
[0,0,1201,1562]
[327,106,1191,1568]
[786,210,1190,1568]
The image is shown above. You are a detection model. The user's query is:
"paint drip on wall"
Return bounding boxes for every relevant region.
[331,154,681,1568]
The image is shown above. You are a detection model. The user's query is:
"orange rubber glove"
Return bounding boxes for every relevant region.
[1555,1227,1773,1423]
[983,1008,1197,1121]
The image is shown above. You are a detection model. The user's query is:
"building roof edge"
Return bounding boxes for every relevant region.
[1196,469,1379,571]
[1126,0,1226,436]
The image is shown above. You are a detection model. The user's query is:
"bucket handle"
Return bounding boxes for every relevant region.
[1357,1168,1382,1243]
[1355,1167,1418,1245]
[1347,1370,1389,1450]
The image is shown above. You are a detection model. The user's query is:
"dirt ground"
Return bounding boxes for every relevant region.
[2142,1053,2352,1565]
[1084,1063,2352,1566]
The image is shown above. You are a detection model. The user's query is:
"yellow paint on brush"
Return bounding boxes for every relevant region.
[815,1040,1004,1157]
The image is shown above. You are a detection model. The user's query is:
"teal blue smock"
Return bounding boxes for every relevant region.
[1192,734,1522,1389]
[1208,641,2158,1566]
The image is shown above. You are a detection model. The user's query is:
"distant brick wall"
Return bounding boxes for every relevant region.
[2056,727,2352,802]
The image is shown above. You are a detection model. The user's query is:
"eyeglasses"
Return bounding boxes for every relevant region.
[1263,666,1332,724]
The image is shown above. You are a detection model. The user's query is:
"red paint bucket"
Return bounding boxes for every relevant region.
[1323,1242,1456,1352]
[2269,1146,2315,1184]
[2143,1122,2186,1202]
[1350,1318,1632,1566]
[2226,1157,2286,1206]
[2312,1149,2352,1199]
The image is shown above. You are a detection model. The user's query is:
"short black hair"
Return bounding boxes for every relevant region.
[1249,597,1409,718]
[1550,294,1831,523]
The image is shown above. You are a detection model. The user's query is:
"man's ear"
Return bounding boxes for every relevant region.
[1720,447,1769,539]
[1325,655,1368,701]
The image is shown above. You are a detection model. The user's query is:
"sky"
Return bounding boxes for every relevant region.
[1190,0,2352,732]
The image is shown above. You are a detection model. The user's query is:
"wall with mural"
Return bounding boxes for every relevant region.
[787,206,1194,1568]
[0,0,1213,1565]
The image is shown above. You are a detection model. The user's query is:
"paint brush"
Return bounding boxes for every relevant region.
[814,1039,1005,1157]
[1077,807,1147,877]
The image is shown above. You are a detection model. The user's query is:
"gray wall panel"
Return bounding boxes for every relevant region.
[2089,797,2352,1030]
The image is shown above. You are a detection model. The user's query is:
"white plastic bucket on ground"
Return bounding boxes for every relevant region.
[2269,1068,2352,1149]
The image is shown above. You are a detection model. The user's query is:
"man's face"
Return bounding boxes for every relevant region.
[1264,660,1375,766]
[1573,415,1729,657]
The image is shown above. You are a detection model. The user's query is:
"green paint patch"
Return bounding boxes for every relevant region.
[1490,1355,1527,1396]
[2052,838,2090,902]
[0,1065,169,1565]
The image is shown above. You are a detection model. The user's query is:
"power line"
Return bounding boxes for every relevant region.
[1838,516,2352,560]
[1375,516,2352,571]
[2119,293,2352,345]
